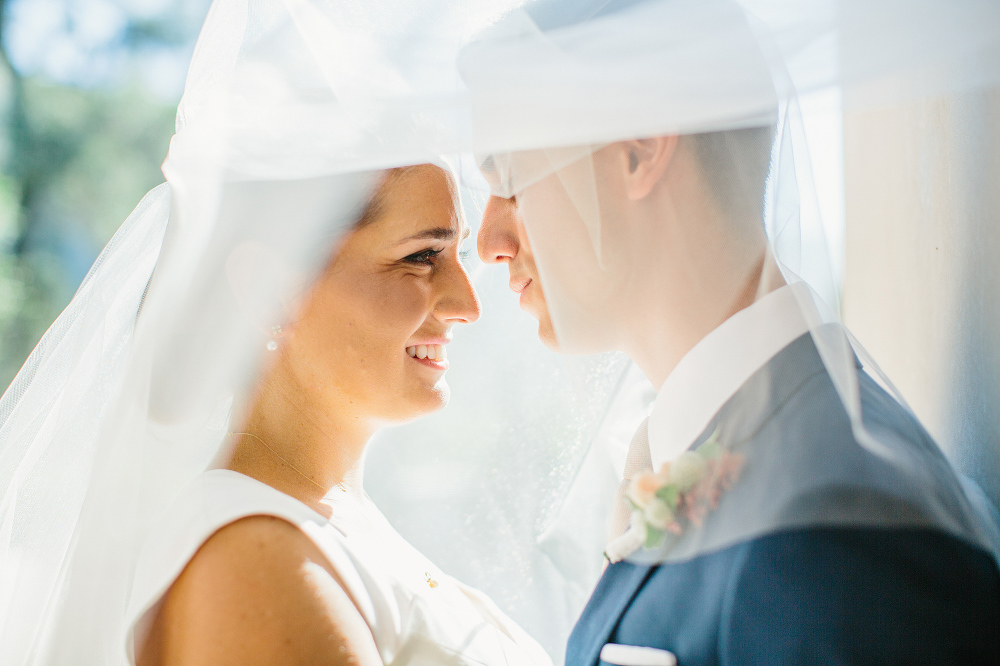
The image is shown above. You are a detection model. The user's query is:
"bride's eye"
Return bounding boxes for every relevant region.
[403,247,443,266]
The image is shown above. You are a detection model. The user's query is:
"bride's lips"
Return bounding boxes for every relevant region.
[405,340,449,371]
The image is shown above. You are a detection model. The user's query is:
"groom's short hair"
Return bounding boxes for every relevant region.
[520,0,777,222]
[683,124,776,223]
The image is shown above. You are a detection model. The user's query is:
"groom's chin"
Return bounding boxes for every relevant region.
[538,325,560,352]
[536,317,560,352]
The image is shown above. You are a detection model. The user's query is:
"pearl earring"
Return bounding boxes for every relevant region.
[267,324,282,351]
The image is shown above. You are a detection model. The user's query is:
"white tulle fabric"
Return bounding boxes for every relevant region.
[3,0,1000,664]
[0,0,530,662]
[126,470,552,666]
[0,0,644,661]
[0,184,171,660]
[456,0,1000,566]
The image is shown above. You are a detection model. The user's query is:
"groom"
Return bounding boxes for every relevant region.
[465,1,1000,664]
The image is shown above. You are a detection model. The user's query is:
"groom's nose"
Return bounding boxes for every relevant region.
[478,195,520,265]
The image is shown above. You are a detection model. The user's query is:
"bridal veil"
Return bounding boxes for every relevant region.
[457,0,1000,565]
[0,0,519,661]
[2,0,1000,664]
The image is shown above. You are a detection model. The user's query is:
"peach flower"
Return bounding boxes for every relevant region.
[626,470,661,508]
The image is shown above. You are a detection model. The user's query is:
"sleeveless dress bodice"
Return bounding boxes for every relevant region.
[126,469,552,666]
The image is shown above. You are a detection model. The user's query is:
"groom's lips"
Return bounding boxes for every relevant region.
[510,277,533,309]
[509,277,531,294]
[516,279,534,309]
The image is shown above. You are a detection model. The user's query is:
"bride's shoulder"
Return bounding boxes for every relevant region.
[142,515,378,666]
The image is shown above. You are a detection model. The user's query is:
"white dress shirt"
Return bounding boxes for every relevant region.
[646,282,815,471]
[604,282,820,562]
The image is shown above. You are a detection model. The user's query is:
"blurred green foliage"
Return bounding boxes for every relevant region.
[0,2,186,389]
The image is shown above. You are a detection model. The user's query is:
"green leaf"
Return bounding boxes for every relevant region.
[656,484,680,509]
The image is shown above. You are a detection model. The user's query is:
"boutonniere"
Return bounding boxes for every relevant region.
[607,429,746,562]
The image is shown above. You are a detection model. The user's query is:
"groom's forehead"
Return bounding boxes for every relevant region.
[477,155,511,198]
[477,146,600,199]
[523,0,653,30]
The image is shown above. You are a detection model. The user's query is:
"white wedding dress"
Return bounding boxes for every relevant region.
[125,470,553,666]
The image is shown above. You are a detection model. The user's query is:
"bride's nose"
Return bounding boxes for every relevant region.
[433,259,481,324]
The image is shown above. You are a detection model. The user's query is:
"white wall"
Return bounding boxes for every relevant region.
[842,88,1000,505]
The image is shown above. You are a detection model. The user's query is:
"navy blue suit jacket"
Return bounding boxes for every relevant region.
[568,334,1000,665]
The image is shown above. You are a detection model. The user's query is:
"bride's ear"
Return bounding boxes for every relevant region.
[623,136,679,201]
[226,241,307,340]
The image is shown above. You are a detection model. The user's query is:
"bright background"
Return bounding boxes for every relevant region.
[0,0,211,388]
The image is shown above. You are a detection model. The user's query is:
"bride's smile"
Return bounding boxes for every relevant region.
[216,163,481,517]
[275,163,479,427]
[130,163,492,666]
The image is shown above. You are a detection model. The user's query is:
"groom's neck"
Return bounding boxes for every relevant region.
[624,249,775,391]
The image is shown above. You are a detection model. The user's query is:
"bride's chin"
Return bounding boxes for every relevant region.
[420,382,450,413]
[391,382,450,423]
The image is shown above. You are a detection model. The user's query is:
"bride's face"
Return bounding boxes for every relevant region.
[287,164,480,422]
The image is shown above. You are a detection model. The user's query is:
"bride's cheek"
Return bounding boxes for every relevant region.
[387,275,436,327]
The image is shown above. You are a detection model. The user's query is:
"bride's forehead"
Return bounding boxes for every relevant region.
[389,163,456,193]
[378,166,463,228]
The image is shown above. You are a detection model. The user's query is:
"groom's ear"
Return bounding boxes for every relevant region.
[623,136,678,201]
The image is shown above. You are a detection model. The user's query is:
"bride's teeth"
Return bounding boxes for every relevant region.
[408,345,447,361]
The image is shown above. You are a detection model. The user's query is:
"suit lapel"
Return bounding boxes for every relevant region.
[571,332,860,666]
[568,561,656,666]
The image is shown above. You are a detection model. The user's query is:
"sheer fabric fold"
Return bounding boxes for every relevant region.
[457,0,1000,566]
[3,0,1000,663]
[0,0,518,662]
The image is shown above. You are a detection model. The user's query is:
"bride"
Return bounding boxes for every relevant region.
[0,0,555,664]
[128,163,552,665]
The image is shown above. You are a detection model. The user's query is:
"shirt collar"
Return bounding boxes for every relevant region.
[646,282,814,470]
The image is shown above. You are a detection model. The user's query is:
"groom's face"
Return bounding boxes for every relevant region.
[479,148,632,356]
[478,195,558,349]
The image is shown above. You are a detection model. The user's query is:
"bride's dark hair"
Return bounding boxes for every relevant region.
[356,166,419,227]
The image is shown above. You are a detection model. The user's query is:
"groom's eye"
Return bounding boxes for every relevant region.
[403,247,443,266]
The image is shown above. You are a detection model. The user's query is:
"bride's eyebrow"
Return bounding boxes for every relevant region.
[397,227,459,243]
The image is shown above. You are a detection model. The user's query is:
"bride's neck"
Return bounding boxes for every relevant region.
[224,362,375,516]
